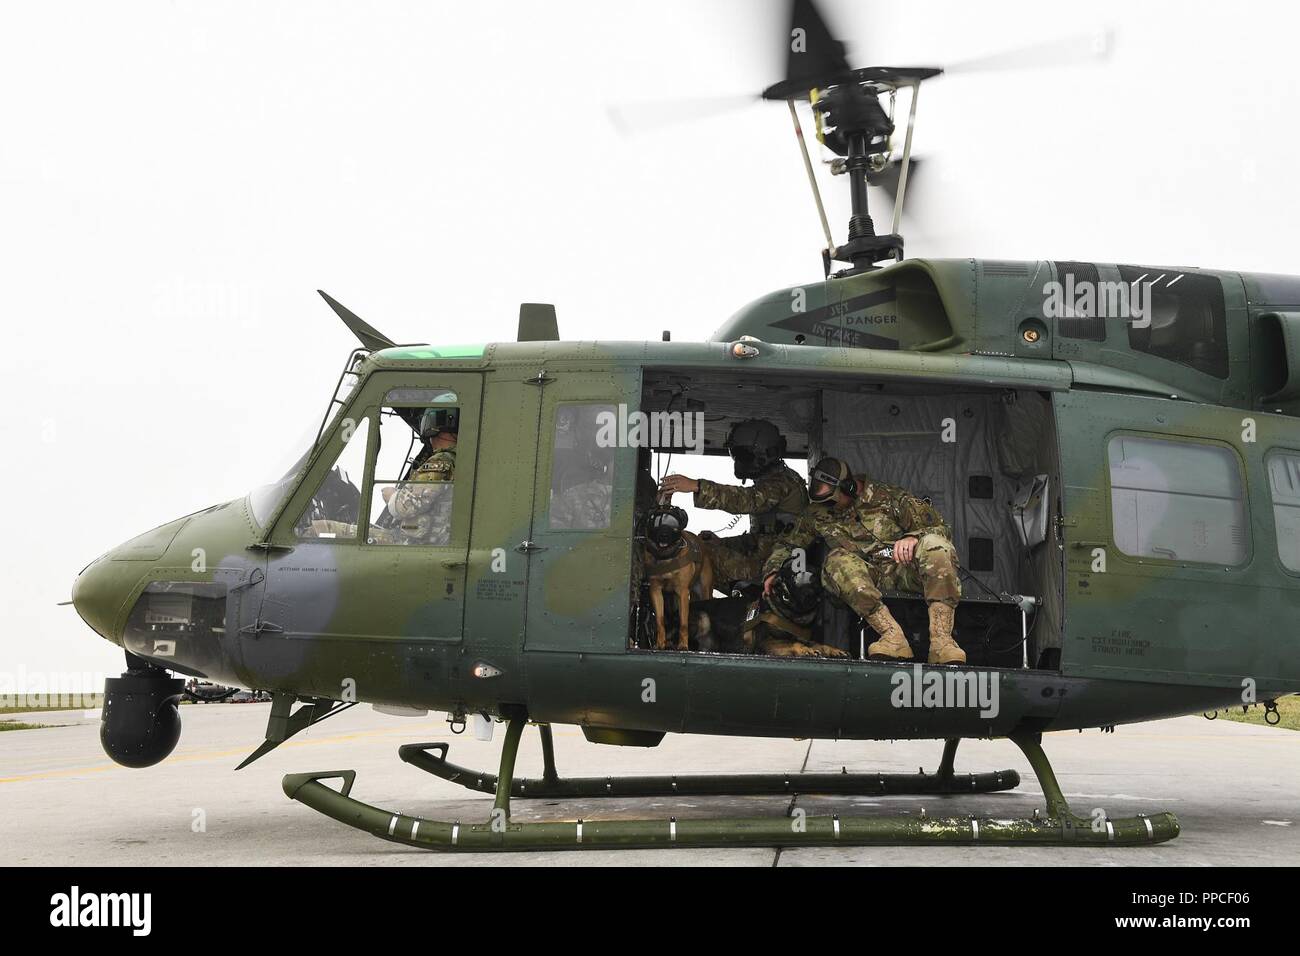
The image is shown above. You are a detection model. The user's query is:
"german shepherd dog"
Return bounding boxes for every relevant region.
[690,562,848,658]
[641,505,714,650]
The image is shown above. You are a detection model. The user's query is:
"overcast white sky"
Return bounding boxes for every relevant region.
[3,0,1297,681]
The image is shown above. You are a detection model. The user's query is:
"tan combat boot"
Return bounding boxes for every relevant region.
[927,603,966,665]
[865,605,913,661]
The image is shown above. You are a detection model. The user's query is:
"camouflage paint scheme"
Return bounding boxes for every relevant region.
[71,258,1300,747]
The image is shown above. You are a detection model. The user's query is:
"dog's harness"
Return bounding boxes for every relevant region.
[742,607,813,644]
[644,534,702,577]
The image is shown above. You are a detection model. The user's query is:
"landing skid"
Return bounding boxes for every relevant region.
[396,728,1018,799]
[281,722,1179,851]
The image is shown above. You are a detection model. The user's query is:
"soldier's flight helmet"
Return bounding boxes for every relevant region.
[725,419,787,479]
[418,407,459,440]
[808,456,855,503]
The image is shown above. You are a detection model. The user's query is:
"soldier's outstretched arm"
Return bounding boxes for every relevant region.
[694,473,790,515]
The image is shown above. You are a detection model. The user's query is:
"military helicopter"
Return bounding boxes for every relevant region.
[71,0,1300,852]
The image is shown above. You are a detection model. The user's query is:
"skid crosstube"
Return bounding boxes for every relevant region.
[281,723,1181,851]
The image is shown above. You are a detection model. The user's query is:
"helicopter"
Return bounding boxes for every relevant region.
[69,0,1300,852]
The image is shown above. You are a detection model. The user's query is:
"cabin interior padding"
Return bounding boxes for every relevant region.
[819,388,1062,664]
[997,391,1062,664]
[641,371,1063,668]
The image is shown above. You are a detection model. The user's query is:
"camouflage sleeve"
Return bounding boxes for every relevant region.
[894,492,951,541]
[762,513,819,579]
[390,482,443,520]
[389,457,454,520]
[694,472,791,514]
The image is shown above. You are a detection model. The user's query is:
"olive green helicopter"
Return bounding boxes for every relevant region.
[71,0,1300,852]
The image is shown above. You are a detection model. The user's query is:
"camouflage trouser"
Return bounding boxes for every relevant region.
[820,533,961,618]
[701,531,782,588]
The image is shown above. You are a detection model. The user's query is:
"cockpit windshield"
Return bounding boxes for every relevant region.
[247,349,367,528]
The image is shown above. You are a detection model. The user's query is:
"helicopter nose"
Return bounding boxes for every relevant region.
[72,556,129,643]
[72,514,193,643]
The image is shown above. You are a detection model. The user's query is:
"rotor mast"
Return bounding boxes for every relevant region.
[760,0,939,276]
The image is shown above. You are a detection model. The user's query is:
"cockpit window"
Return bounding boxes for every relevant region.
[385,387,457,405]
[295,416,371,539]
[249,448,310,528]
[368,403,459,546]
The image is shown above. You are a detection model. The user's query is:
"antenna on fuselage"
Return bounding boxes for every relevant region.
[518,303,559,342]
[318,290,398,352]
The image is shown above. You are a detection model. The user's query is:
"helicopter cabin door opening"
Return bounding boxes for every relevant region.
[632,368,1065,672]
[249,371,482,697]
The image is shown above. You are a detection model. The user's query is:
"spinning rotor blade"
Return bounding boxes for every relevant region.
[606,93,761,136]
[779,0,851,91]
[943,29,1114,74]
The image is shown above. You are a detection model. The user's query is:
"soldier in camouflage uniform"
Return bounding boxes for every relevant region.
[551,477,613,529]
[762,456,965,664]
[659,419,806,590]
[549,405,616,530]
[374,407,458,545]
[307,407,458,544]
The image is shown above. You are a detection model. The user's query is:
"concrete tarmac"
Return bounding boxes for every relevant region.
[2,703,1296,866]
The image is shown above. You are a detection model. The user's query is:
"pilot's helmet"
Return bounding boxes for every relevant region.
[807,456,854,503]
[419,407,460,439]
[724,419,787,479]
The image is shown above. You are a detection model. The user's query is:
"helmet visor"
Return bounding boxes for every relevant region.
[419,408,459,439]
[807,463,842,502]
[729,447,759,478]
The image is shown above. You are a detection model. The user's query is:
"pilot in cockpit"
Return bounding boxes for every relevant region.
[307,406,458,544]
[374,407,458,544]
